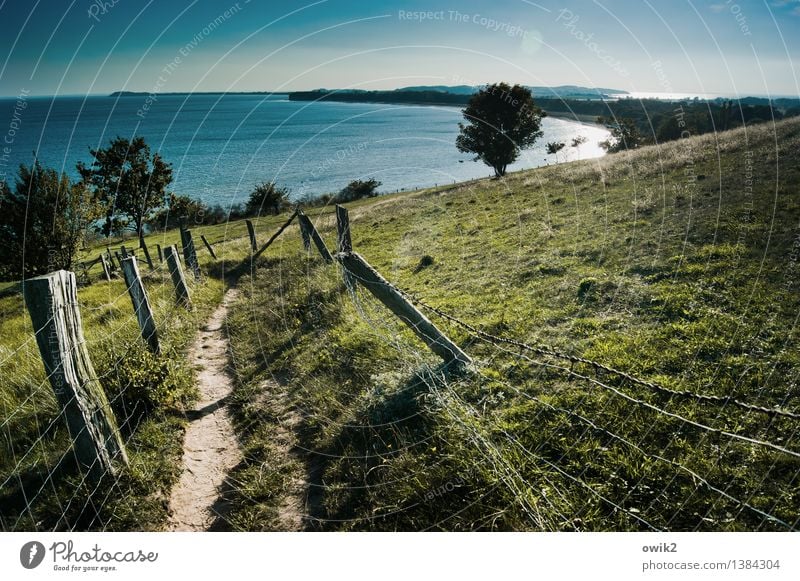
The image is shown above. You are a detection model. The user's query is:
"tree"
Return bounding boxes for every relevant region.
[0,161,95,279]
[546,141,566,163]
[147,193,209,231]
[571,135,587,148]
[336,179,381,203]
[599,118,643,153]
[78,136,172,241]
[245,181,290,216]
[456,83,544,177]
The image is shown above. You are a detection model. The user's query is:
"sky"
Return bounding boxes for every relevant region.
[0,0,798,97]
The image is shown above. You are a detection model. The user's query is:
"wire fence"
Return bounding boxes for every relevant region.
[0,233,214,532]
[228,205,800,532]
[3,206,799,532]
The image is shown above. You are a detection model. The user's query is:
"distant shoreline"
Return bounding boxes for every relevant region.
[109,91,290,97]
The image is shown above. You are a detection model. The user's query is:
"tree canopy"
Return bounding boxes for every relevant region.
[77,136,172,239]
[336,179,381,203]
[245,182,291,216]
[0,162,94,279]
[456,83,544,177]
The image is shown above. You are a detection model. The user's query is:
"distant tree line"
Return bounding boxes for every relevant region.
[0,128,383,281]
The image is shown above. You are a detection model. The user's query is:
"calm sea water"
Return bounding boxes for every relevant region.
[0,93,609,206]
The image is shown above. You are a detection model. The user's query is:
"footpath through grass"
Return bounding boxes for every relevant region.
[0,215,278,530]
[222,118,800,531]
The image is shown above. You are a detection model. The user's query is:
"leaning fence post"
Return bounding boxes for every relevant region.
[120,245,128,258]
[252,210,298,260]
[245,219,258,252]
[139,237,154,270]
[200,234,217,259]
[23,270,128,480]
[164,245,192,308]
[156,244,163,263]
[337,252,472,367]
[180,229,201,280]
[298,211,333,263]
[100,254,112,282]
[121,256,160,354]
[299,215,311,251]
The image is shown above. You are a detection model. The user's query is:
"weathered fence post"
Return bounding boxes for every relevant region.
[335,205,352,253]
[335,205,355,288]
[106,247,115,269]
[121,256,160,354]
[337,252,472,367]
[23,271,128,480]
[200,234,217,259]
[120,245,128,259]
[100,254,112,282]
[180,229,201,280]
[114,251,123,267]
[245,219,258,252]
[299,215,311,251]
[164,245,192,308]
[139,237,154,270]
[297,211,333,263]
[252,210,299,260]
[156,244,163,263]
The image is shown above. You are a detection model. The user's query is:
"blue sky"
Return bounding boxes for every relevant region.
[0,0,798,97]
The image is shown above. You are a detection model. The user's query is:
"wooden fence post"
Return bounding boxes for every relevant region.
[335,205,352,253]
[139,237,154,270]
[200,234,217,259]
[252,210,298,260]
[297,212,333,263]
[106,247,115,269]
[100,254,112,282]
[335,205,356,288]
[156,244,163,263]
[164,245,192,308]
[337,252,472,367]
[120,245,128,258]
[299,215,311,251]
[121,256,160,354]
[180,228,201,280]
[245,219,258,252]
[23,270,128,480]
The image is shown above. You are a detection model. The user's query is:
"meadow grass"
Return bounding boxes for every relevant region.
[0,214,283,530]
[221,118,800,531]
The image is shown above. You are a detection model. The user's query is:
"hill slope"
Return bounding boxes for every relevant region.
[221,117,800,531]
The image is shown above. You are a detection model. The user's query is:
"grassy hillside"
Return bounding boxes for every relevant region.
[222,117,800,531]
[0,217,272,530]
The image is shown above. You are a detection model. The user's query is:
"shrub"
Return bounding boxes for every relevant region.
[99,345,195,423]
[0,161,95,279]
[245,182,290,216]
[336,179,381,203]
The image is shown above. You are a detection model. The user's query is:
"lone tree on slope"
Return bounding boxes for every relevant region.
[456,83,544,177]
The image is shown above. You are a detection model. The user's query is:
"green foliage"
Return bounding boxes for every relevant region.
[456,83,544,177]
[245,181,290,216]
[99,345,195,418]
[599,117,643,153]
[336,178,381,202]
[78,136,172,238]
[0,161,96,280]
[146,193,231,230]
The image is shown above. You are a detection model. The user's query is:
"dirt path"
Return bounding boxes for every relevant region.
[167,288,242,531]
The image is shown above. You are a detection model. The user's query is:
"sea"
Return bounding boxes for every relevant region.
[0,93,610,207]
